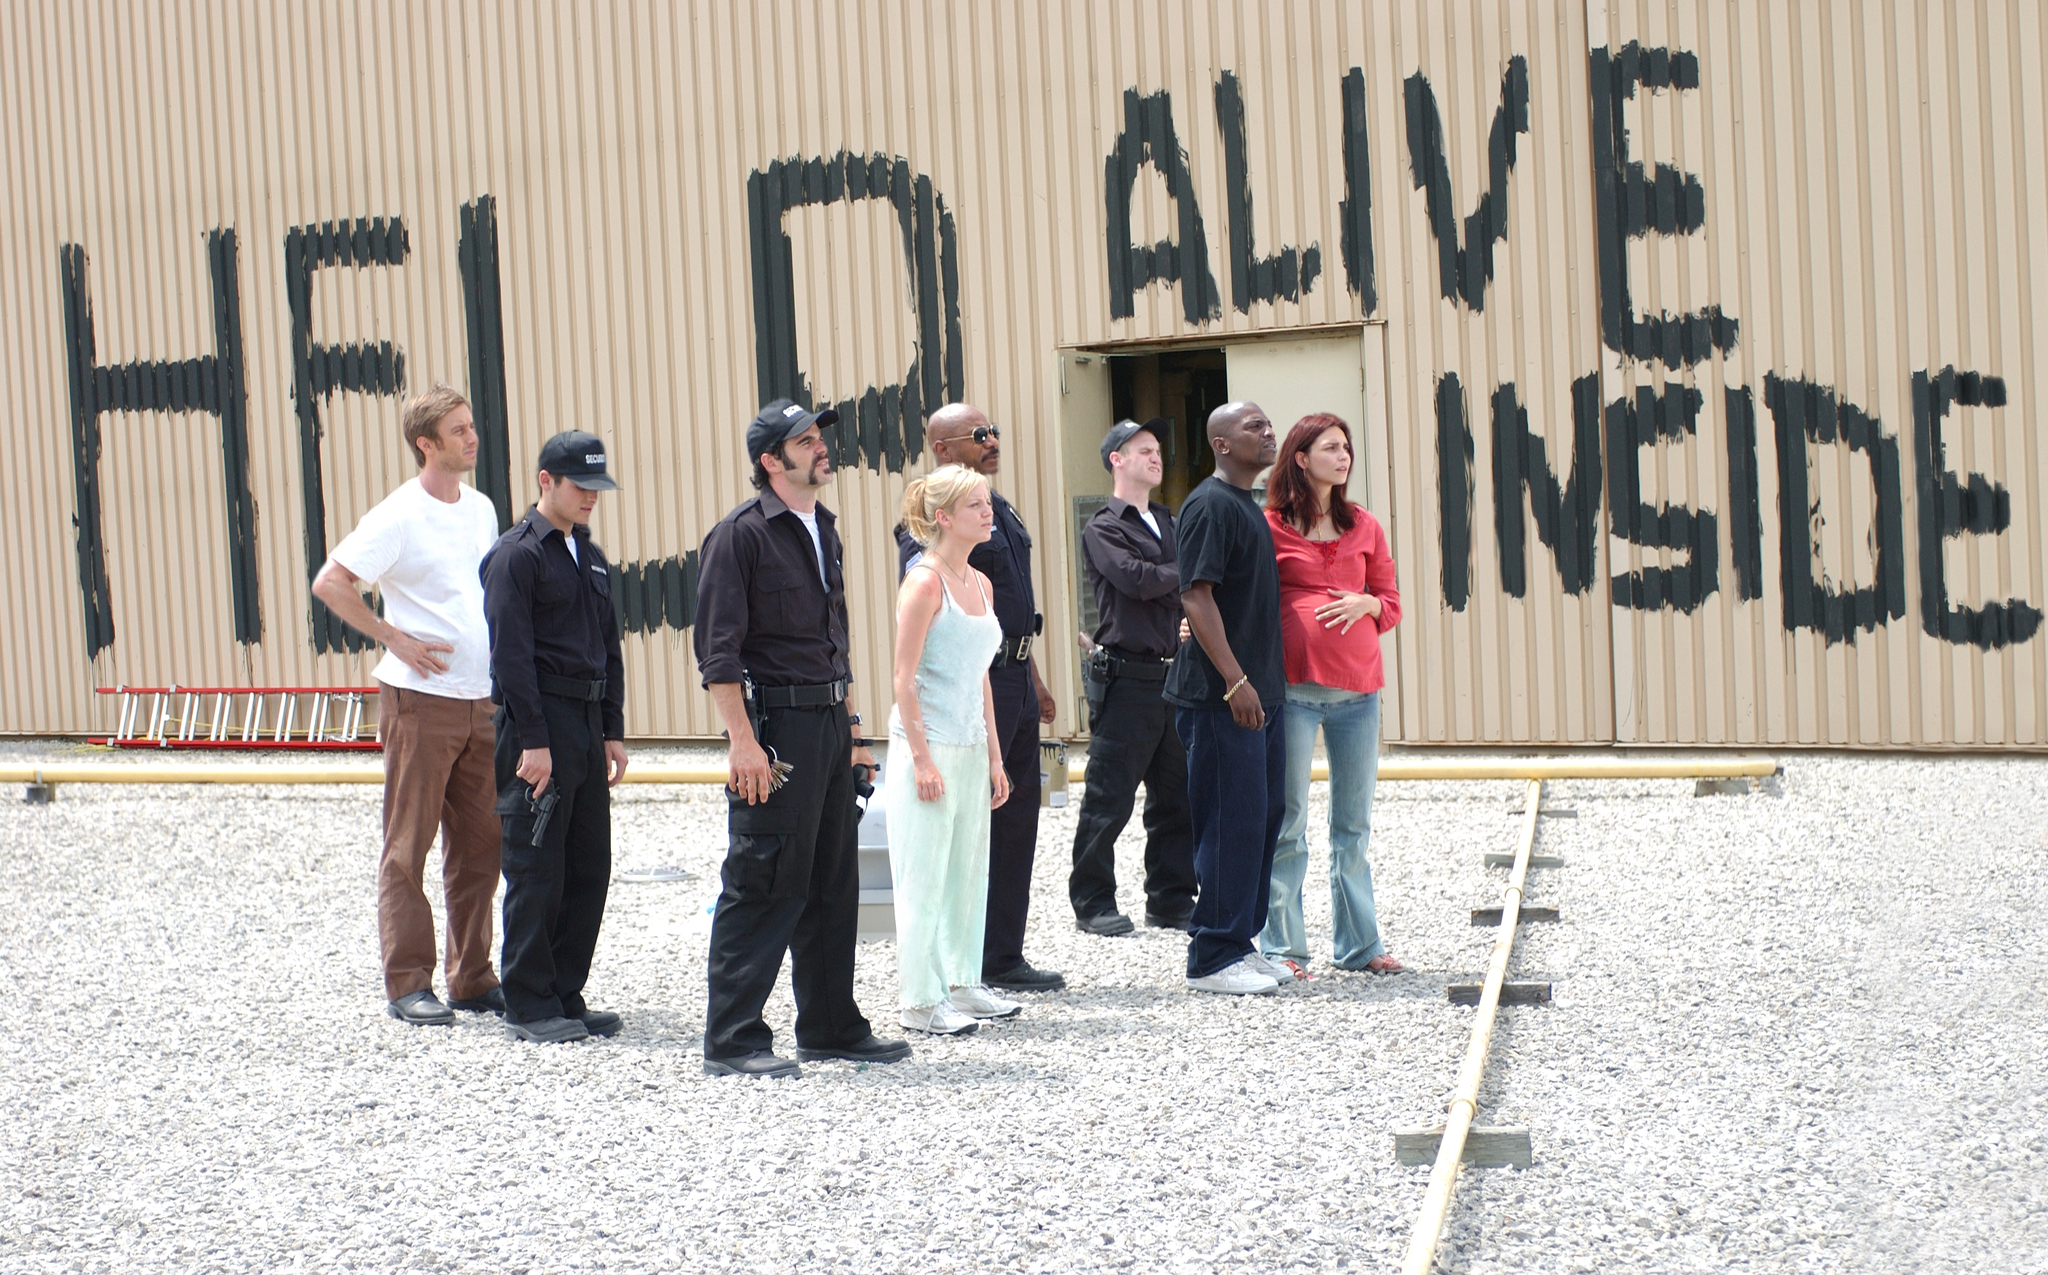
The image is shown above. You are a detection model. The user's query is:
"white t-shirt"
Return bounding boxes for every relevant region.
[793,508,827,586]
[1137,507,1162,539]
[329,478,501,700]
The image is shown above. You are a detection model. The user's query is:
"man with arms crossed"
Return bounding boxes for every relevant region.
[1069,418,1196,936]
[696,399,910,1077]
[313,385,505,1026]
[1166,402,1294,995]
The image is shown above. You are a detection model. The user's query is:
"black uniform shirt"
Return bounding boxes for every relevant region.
[481,507,627,749]
[894,489,1036,639]
[1083,497,1181,658]
[694,488,853,689]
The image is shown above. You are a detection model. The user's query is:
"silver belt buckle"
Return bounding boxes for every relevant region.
[1014,634,1033,663]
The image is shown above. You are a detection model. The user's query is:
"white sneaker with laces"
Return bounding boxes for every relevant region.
[1245,951,1297,983]
[945,985,1023,1019]
[1186,957,1280,996]
[901,1002,981,1035]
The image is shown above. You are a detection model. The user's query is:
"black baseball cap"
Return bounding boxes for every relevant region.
[748,398,841,461]
[536,430,620,490]
[1100,417,1170,470]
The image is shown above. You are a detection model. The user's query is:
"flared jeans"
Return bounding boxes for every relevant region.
[1259,684,1385,968]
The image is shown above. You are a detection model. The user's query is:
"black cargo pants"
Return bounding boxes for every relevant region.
[1068,668,1196,921]
[494,692,611,1026]
[703,702,872,1060]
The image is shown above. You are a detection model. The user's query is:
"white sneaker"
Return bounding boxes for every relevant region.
[945,985,1023,1019]
[1186,958,1280,996]
[901,1002,980,1035]
[1245,951,1298,984]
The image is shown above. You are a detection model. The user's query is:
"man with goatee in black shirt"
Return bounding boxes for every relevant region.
[694,399,910,1078]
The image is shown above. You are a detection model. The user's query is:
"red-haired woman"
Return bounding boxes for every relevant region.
[1260,414,1404,974]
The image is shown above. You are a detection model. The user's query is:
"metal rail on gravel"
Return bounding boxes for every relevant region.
[4,756,1777,791]
[1402,777,1545,1275]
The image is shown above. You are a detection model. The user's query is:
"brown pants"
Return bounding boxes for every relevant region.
[378,683,502,1002]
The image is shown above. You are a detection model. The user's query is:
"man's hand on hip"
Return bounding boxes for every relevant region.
[384,628,453,677]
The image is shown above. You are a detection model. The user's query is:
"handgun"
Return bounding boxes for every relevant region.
[527,784,560,848]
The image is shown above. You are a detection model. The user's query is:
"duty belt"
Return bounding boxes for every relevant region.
[991,632,1034,668]
[538,674,607,702]
[751,678,849,709]
[1102,649,1172,682]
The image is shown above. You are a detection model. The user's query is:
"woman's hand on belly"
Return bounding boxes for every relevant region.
[1314,588,1381,634]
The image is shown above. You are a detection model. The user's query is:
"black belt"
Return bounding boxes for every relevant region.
[538,674,607,702]
[992,633,1035,668]
[752,679,848,709]
[1102,648,1173,681]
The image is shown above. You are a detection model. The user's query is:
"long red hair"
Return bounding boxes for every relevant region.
[1265,413,1356,535]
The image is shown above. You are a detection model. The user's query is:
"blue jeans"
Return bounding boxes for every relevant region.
[1177,704,1286,979]
[1259,684,1384,968]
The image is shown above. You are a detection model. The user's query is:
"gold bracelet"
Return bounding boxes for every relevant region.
[1223,675,1250,702]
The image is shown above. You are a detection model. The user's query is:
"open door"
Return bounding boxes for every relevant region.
[1054,349,1116,733]
[1223,331,1371,505]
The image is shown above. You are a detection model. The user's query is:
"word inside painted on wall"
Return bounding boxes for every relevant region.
[60,194,689,660]
[1100,48,2035,651]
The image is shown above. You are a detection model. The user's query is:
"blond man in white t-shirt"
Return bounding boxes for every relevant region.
[313,385,506,1026]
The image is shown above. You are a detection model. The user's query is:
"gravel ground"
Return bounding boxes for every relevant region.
[1,739,2043,1273]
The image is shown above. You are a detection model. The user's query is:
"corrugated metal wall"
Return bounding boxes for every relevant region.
[1590,0,2048,746]
[2,0,2043,746]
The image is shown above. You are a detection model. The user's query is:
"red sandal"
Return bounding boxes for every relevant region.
[1365,954,1405,974]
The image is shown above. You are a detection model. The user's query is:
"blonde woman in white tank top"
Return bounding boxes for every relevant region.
[889,465,1019,1035]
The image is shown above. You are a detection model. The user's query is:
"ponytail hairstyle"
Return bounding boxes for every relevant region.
[899,464,989,546]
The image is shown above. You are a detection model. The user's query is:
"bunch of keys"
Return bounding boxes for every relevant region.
[764,746,795,794]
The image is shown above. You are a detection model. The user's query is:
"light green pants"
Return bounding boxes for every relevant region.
[885,734,991,1009]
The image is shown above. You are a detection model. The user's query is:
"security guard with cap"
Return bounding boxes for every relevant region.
[1069,418,1196,935]
[481,430,629,1044]
[695,398,909,1078]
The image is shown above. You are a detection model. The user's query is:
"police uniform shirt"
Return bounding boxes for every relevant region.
[894,490,1036,641]
[481,507,627,748]
[694,488,853,688]
[1082,496,1181,659]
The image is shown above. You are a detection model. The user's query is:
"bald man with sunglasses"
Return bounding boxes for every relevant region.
[892,403,1065,995]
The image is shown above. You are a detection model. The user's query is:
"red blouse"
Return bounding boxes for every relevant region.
[1265,508,1402,694]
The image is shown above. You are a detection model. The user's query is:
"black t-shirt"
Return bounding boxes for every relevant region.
[1164,477,1284,711]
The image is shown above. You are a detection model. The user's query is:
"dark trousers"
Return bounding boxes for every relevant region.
[703,703,871,1059]
[983,663,1042,978]
[1068,674,1194,920]
[493,695,610,1025]
[1177,704,1286,979]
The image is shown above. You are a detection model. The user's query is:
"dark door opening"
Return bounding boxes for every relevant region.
[1107,346,1229,511]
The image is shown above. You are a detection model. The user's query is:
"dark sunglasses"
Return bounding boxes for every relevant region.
[968,425,1000,444]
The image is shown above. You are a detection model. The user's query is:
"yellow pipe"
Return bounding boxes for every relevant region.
[1402,778,1544,1275]
[2,755,1775,788]
[1170,755,1777,784]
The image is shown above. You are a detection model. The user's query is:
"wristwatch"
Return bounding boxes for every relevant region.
[846,712,862,726]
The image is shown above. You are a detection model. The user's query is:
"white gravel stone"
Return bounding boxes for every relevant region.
[1,740,2044,1272]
